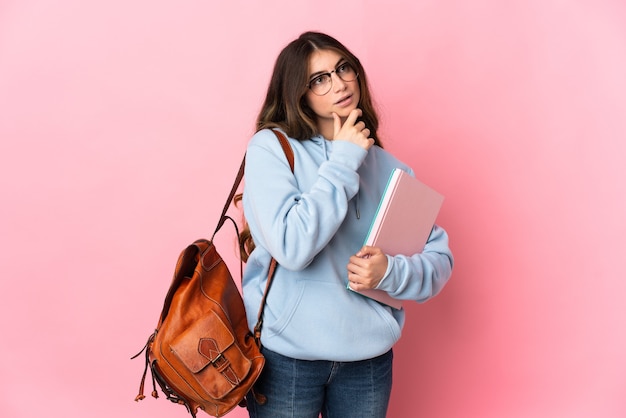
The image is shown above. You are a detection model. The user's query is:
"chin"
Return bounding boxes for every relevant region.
[335,107,358,119]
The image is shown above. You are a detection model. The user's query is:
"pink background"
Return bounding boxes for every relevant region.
[1,1,625,417]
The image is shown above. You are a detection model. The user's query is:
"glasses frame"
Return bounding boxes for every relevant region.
[306,63,359,96]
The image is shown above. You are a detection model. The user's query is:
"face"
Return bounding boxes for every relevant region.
[304,49,360,136]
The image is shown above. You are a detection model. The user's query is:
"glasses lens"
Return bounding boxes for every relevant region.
[310,74,331,95]
[336,63,357,82]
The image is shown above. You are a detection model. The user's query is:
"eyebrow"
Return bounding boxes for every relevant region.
[308,58,347,80]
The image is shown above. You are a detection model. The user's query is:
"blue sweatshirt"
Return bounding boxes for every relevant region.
[242,129,453,361]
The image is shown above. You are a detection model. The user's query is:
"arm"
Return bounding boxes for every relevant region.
[243,131,367,270]
[347,225,453,302]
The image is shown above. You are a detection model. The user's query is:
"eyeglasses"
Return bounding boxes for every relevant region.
[306,62,359,96]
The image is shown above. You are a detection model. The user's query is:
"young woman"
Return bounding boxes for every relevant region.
[241,31,453,418]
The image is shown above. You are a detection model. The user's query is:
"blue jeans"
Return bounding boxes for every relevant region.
[246,347,393,418]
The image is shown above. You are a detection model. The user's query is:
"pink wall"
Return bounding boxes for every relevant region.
[1,1,625,417]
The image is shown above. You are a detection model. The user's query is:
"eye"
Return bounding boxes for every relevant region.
[337,63,352,75]
[310,73,330,86]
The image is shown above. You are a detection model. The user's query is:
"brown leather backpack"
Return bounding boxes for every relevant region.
[132,130,294,417]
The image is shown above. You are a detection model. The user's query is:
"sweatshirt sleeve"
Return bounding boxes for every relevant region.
[243,130,367,270]
[375,225,453,303]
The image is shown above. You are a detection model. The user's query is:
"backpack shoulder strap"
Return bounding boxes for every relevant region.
[273,129,294,172]
[254,129,293,346]
[210,129,294,346]
[213,129,293,237]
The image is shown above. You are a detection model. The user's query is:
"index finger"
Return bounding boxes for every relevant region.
[343,108,362,128]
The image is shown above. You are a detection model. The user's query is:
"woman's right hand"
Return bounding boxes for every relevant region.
[332,109,374,150]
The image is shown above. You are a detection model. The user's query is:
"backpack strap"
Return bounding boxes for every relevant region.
[253,130,293,346]
[212,129,294,347]
[212,158,246,237]
[212,129,294,237]
[275,130,295,171]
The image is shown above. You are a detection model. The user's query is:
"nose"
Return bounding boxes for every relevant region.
[331,71,347,92]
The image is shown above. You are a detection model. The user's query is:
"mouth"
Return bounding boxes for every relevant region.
[335,94,353,106]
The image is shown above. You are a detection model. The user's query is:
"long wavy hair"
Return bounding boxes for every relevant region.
[237,31,382,261]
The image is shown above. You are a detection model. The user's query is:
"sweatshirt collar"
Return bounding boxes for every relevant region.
[310,134,325,144]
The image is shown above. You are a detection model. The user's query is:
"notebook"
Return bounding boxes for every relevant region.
[351,168,445,309]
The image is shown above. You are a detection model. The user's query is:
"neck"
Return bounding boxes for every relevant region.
[317,117,339,140]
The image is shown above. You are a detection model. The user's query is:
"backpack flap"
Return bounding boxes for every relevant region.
[169,311,252,400]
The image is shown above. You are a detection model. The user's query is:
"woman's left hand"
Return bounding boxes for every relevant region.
[347,246,388,290]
